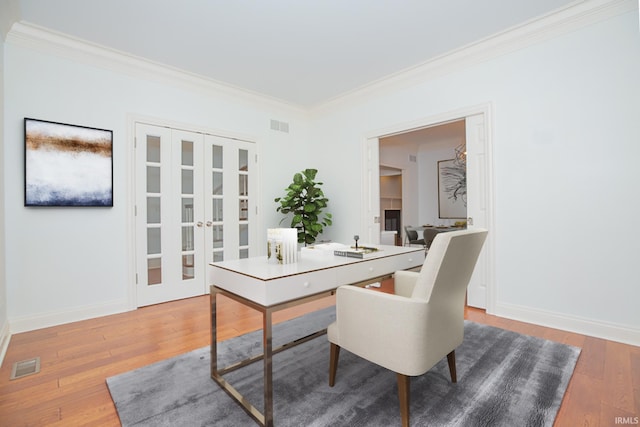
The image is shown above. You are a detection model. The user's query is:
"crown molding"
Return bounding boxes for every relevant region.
[4,0,635,116]
[5,21,305,113]
[310,0,637,114]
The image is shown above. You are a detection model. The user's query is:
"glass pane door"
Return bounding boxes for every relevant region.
[145,134,163,285]
[136,124,256,307]
[204,136,256,263]
[210,142,224,262]
[175,130,204,290]
[238,147,250,259]
[135,124,204,307]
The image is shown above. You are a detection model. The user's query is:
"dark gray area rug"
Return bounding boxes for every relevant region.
[107,307,580,426]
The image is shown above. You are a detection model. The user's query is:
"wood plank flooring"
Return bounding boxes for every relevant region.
[0,280,638,426]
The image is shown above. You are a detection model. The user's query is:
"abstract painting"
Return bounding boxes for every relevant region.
[25,118,113,207]
[438,158,466,219]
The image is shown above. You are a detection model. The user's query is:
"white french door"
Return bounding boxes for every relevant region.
[464,113,489,309]
[362,138,381,244]
[135,123,256,307]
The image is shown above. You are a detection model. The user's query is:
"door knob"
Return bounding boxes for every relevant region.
[196,221,203,228]
[206,221,213,227]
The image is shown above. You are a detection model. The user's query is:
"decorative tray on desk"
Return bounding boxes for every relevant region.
[334,246,380,259]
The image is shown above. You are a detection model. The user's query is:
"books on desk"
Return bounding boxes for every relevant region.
[333,246,380,259]
[301,243,382,259]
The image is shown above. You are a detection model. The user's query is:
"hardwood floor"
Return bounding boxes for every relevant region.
[0,280,638,426]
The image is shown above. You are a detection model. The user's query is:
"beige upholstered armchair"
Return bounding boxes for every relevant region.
[327,228,488,427]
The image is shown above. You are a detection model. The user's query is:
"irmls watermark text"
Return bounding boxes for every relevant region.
[615,416,639,425]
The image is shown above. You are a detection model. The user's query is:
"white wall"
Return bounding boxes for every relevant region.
[0,0,20,364]
[0,40,7,360]
[310,9,640,344]
[0,35,9,362]
[3,26,310,332]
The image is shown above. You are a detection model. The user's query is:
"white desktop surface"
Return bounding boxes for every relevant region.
[210,244,424,306]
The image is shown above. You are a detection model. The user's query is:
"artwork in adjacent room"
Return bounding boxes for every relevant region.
[24,118,113,207]
[438,158,466,219]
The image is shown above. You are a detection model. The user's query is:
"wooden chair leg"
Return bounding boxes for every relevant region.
[447,350,457,383]
[397,373,410,427]
[329,343,340,387]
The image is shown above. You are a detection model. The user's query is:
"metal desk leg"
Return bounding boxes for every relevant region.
[210,289,218,377]
[210,286,272,426]
[209,285,335,426]
[263,309,274,427]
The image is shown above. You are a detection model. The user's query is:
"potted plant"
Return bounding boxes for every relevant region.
[274,168,332,245]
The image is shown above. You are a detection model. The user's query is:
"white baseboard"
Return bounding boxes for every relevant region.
[9,298,132,334]
[494,302,640,347]
[0,320,11,368]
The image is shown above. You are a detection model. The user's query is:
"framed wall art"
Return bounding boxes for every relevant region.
[24,118,113,207]
[437,158,466,219]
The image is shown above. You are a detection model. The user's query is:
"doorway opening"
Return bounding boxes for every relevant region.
[363,106,493,311]
[380,166,403,245]
[379,119,466,244]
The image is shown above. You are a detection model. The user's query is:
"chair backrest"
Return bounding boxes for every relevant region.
[404,227,418,241]
[411,228,488,302]
[422,228,440,249]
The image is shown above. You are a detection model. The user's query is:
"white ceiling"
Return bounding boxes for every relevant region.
[15,0,578,107]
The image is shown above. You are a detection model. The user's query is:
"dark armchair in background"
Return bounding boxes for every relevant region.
[403,226,425,247]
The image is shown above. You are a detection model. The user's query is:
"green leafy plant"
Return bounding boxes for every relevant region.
[274,168,332,245]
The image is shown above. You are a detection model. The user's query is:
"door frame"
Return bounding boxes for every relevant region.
[361,103,495,313]
[125,114,261,309]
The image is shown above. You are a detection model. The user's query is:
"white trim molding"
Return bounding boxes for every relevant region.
[5,1,635,115]
[312,0,638,113]
[5,21,305,113]
[495,302,640,347]
[0,320,10,367]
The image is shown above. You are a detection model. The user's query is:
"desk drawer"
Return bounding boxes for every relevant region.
[265,268,337,305]
[393,251,424,270]
[336,251,423,286]
[337,260,392,285]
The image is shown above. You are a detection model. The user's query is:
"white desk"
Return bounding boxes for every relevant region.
[209,245,424,426]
